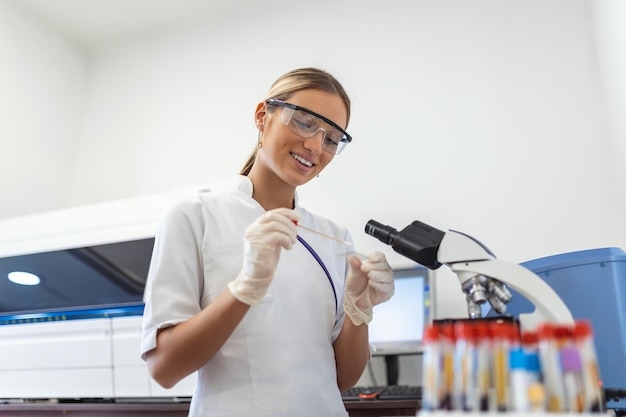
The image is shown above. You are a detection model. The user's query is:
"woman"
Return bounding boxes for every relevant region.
[141,67,395,416]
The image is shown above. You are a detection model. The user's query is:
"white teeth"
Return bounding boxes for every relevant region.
[291,153,313,167]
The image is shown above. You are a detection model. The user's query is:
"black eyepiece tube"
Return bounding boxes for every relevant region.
[364,220,398,246]
[365,219,445,270]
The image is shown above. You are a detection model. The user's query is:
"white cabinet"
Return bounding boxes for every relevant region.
[0,319,114,398]
[111,315,151,398]
[0,315,196,400]
[111,315,196,398]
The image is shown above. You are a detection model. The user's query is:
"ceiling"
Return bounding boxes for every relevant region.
[6,0,233,47]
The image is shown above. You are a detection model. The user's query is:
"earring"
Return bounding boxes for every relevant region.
[257,129,263,149]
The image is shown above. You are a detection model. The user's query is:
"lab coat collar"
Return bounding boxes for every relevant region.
[230,175,300,208]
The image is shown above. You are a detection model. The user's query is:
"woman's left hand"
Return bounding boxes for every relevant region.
[343,251,395,326]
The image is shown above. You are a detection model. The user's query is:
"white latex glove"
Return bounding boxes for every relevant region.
[228,208,301,306]
[343,251,395,326]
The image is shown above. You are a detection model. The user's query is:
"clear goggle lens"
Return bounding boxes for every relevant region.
[267,99,351,155]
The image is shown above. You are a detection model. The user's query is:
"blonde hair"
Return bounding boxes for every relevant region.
[239,68,351,176]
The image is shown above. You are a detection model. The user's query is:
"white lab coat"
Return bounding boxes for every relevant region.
[141,176,351,416]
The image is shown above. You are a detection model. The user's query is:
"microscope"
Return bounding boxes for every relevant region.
[365,220,574,331]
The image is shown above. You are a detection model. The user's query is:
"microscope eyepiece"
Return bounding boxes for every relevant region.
[365,219,445,270]
[364,220,398,245]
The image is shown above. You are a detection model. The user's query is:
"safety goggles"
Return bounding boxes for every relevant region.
[266,98,352,155]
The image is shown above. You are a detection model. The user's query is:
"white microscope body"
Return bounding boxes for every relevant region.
[365,220,574,330]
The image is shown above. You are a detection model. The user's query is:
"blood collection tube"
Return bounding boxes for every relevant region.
[521,330,545,411]
[490,320,516,411]
[474,321,491,411]
[561,346,585,412]
[509,348,531,412]
[573,319,605,412]
[537,323,567,412]
[439,322,455,410]
[454,321,477,411]
[509,347,542,412]
[421,324,442,410]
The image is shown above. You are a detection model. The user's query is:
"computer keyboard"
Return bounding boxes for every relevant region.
[341,385,421,401]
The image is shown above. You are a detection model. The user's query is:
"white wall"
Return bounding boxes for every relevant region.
[1,0,625,387]
[0,1,86,217]
[65,0,626,317]
[592,0,626,217]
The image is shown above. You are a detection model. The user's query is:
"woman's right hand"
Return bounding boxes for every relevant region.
[228,208,301,305]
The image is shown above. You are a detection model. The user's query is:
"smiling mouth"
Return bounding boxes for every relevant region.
[291,152,313,167]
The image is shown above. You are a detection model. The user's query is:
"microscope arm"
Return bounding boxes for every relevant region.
[449,259,574,331]
[437,229,574,330]
[365,219,574,330]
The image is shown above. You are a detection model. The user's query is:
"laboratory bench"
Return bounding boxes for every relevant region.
[344,399,420,416]
[0,399,420,417]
